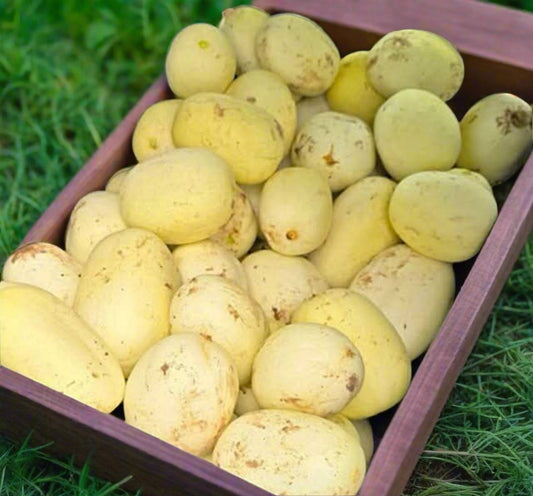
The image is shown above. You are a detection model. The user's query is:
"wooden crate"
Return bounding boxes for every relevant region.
[1,0,533,495]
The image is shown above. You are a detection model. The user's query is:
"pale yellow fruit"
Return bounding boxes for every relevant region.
[252,323,364,417]
[326,51,385,125]
[255,14,340,97]
[259,167,332,255]
[209,186,258,258]
[65,191,127,263]
[241,250,329,333]
[351,419,374,464]
[350,244,455,359]
[120,148,234,244]
[213,409,366,495]
[172,92,284,184]
[234,386,260,416]
[165,23,236,98]
[389,170,498,262]
[309,177,399,288]
[74,228,180,377]
[2,242,81,306]
[374,89,461,181]
[105,166,133,194]
[238,183,262,220]
[124,333,239,456]
[131,99,181,162]
[219,6,269,74]
[296,94,330,131]
[292,289,411,419]
[448,168,492,192]
[169,275,267,385]
[0,284,124,413]
[172,240,248,290]
[367,29,464,101]
[226,69,296,154]
[457,93,533,185]
[291,111,375,192]
[328,414,360,442]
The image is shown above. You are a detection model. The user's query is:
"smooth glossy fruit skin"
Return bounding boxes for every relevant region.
[326,51,385,125]
[367,29,464,101]
[255,13,340,97]
[457,93,533,185]
[389,170,498,263]
[259,167,332,255]
[373,88,461,181]
[165,23,236,98]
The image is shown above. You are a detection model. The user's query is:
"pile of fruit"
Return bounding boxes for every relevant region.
[1,5,532,495]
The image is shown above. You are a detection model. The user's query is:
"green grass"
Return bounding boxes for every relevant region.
[1,1,532,495]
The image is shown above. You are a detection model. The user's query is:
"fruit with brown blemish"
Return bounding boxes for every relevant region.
[259,167,332,255]
[252,322,364,417]
[366,29,464,101]
[457,93,533,185]
[291,111,376,192]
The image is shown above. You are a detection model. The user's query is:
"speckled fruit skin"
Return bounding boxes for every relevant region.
[457,93,533,185]
[255,13,340,97]
[292,288,411,419]
[252,322,364,416]
[367,29,464,101]
[172,92,285,184]
[124,333,239,457]
[350,244,455,359]
[213,409,366,495]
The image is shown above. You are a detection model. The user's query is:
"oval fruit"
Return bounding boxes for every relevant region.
[74,228,180,377]
[165,23,236,97]
[255,13,340,97]
[124,333,239,456]
[389,170,498,262]
[457,93,533,185]
[309,176,399,287]
[367,29,464,101]
[213,409,366,495]
[120,148,234,244]
[374,88,461,181]
[350,244,455,359]
[252,323,364,416]
[292,289,411,419]
[0,284,124,413]
[259,167,332,255]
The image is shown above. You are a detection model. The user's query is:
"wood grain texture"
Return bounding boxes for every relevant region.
[1,1,533,495]
[0,367,271,496]
[20,75,172,248]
